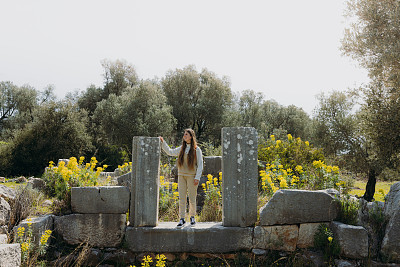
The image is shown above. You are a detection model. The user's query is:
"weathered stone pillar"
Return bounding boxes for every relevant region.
[222,127,258,227]
[130,137,160,227]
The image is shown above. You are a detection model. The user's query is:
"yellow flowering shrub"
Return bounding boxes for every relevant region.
[199,172,222,222]
[158,167,180,221]
[118,161,132,175]
[258,134,349,195]
[258,134,324,173]
[43,156,109,201]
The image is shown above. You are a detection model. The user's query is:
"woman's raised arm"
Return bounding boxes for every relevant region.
[159,137,180,157]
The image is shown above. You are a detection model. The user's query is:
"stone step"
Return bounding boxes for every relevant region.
[125,222,253,253]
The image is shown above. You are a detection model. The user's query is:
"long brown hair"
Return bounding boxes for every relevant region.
[178,128,197,169]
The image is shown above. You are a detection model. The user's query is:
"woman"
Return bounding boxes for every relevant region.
[159,129,203,227]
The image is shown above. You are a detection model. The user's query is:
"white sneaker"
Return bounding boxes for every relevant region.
[177,218,185,227]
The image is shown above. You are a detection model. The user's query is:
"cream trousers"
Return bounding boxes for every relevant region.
[178,175,198,218]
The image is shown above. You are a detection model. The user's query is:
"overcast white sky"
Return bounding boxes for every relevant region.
[0,0,369,115]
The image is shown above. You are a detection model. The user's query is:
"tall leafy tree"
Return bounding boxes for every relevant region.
[261,100,312,141]
[342,0,400,200]
[312,90,371,175]
[238,89,264,130]
[101,59,139,97]
[313,91,357,156]
[77,84,104,116]
[92,80,176,163]
[0,81,54,138]
[162,65,232,143]
[0,100,92,176]
[225,89,312,141]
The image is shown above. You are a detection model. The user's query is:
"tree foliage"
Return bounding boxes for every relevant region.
[93,80,176,155]
[101,59,139,97]
[225,89,312,141]
[161,65,232,142]
[0,82,54,139]
[0,101,92,176]
[342,0,400,200]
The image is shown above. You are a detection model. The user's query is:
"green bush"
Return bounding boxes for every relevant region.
[0,101,93,176]
[336,195,360,226]
[368,202,388,246]
[314,223,341,264]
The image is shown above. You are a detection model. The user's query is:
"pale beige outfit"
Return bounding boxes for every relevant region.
[161,141,203,218]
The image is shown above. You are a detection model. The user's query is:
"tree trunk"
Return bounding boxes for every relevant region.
[363,168,376,202]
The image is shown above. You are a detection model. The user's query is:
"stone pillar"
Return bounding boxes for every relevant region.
[130,137,161,227]
[222,127,258,227]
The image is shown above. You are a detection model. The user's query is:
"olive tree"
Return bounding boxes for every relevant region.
[342,0,400,200]
[161,65,232,143]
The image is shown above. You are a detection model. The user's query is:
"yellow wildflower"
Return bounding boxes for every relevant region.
[287,134,293,141]
[326,166,332,173]
[40,230,52,246]
[332,166,340,174]
[142,255,153,267]
[270,135,275,141]
[17,227,25,238]
[305,141,309,146]
[295,165,304,174]
[328,236,333,242]
[21,242,29,252]
[213,177,218,185]
[156,254,167,267]
[172,183,178,191]
[280,178,288,188]
[313,160,324,169]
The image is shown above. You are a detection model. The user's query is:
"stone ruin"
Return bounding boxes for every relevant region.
[1,127,400,266]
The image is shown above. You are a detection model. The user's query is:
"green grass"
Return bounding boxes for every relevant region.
[3,181,26,189]
[349,180,397,202]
